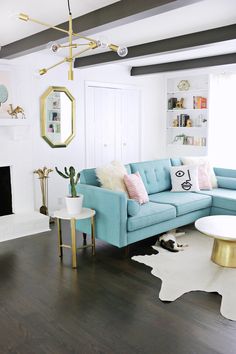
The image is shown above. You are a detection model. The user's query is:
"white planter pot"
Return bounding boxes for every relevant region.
[65,194,83,215]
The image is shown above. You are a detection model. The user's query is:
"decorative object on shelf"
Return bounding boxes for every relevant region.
[34,166,53,215]
[55,166,83,215]
[175,98,184,109]
[186,118,192,127]
[18,0,128,81]
[193,96,207,109]
[0,85,8,106]
[172,118,178,127]
[177,80,190,91]
[7,104,25,119]
[172,134,187,145]
[168,97,177,109]
[0,70,14,118]
[40,86,75,148]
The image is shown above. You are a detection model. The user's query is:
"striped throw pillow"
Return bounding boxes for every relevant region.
[124,172,149,204]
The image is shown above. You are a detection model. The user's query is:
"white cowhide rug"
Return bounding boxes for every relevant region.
[132,227,236,321]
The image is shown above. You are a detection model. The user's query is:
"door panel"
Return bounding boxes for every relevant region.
[86,84,140,168]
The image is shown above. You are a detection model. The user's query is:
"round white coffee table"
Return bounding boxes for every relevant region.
[195,215,236,268]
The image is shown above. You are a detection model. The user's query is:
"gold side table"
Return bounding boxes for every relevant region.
[54,208,96,268]
[195,215,236,268]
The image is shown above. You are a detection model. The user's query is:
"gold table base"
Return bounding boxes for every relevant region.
[211,238,236,268]
[57,216,95,269]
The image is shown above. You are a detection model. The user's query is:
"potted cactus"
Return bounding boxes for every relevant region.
[55,166,83,214]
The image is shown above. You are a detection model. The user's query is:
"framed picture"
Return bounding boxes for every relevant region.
[186,136,194,145]
[0,68,14,118]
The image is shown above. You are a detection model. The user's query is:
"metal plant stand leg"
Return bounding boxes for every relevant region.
[57,218,63,258]
[91,216,95,256]
[70,218,77,268]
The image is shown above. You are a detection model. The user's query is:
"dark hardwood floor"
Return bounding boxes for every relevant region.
[0,222,235,354]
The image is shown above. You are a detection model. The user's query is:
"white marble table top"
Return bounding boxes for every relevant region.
[54,208,95,220]
[195,215,236,241]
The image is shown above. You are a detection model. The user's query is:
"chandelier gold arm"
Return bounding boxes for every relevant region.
[70,45,97,60]
[39,58,67,76]
[19,13,69,35]
[18,4,127,80]
[72,32,97,43]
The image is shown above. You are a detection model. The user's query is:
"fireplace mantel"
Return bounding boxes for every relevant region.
[0,118,30,140]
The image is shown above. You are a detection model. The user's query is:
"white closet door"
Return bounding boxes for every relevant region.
[85,84,140,168]
[120,89,140,164]
[86,86,117,167]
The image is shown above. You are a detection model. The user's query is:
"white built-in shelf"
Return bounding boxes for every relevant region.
[167,144,207,149]
[166,73,209,156]
[0,118,29,126]
[167,88,208,94]
[167,109,207,112]
[167,127,207,130]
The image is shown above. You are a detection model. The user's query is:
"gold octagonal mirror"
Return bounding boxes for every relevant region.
[40,86,75,148]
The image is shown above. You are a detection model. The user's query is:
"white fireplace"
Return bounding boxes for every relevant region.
[0,127,50,242]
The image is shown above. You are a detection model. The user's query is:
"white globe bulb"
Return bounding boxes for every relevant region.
[46,42,60,53]
[97,40,108,49]
[117,46,128,57]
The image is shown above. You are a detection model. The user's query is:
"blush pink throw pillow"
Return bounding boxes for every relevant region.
[198,164,212,190]
[124,172,149,204]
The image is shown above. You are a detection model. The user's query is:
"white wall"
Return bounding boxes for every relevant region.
[0,62,34,213]
[6,51,165,214]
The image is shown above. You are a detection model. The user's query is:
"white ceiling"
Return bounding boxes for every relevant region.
[1,0,236,68]
[92,0,236,48]
[0,0,119,46]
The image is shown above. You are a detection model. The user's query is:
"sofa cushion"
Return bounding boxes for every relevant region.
[199,188,236,212]
[129,159,172,194]
[216,176,236,190]
[127,202,176,232]
[80,164,131,186]
[149,191,212,216]
[127,199,140,216]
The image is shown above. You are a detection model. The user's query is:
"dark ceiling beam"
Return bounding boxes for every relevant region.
[74,23,236,68]
[130,53,236,75]
[0,0,200,59]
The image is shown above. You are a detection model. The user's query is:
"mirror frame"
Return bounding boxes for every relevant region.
[40,86,75,148]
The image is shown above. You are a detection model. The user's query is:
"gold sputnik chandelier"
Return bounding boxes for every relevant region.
[18,0,128,80]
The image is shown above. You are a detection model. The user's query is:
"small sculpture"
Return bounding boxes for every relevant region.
[7,104,26,119]
[175,98,184,109]
[186,118,192,127]
[172,119,178,127]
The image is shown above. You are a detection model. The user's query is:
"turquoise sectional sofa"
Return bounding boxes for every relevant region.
[76,158,236,248]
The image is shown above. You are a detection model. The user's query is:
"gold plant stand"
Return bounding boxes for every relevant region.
[34,167,53,215]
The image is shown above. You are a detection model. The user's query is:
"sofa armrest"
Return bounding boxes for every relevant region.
[76,184,128,247]
[214,167,236,190]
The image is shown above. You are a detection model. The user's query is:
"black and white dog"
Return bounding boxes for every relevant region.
[157,230,188,252]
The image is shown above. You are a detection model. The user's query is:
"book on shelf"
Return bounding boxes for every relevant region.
[184,136,206,146]
[176,114,190,127]
[193,96,207,109]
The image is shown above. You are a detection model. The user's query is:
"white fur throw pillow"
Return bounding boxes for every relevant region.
[96,160,128,194]
[181,156,218,188]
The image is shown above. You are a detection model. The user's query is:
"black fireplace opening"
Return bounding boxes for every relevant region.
[0,166,13,217]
